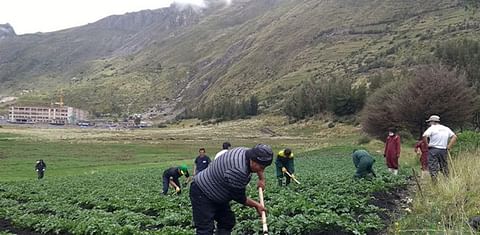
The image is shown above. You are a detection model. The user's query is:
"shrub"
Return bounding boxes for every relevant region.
[362,65,477,139]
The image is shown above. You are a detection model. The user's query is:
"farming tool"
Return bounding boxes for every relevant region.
[284,171,301,184]
[258,187,269,235]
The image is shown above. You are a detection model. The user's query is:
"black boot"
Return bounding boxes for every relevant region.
[278,179,283,186]
[286,176,291,186]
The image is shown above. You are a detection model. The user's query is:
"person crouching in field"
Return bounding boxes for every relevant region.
[189,144,272,235]
[414,137,429,177]
[162,165,190,195]
[384,128,401,175]
[275,148,294,186]
[35,160,47,179]
[352,149,376,179]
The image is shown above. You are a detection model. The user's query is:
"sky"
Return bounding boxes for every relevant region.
[0,0,212,35]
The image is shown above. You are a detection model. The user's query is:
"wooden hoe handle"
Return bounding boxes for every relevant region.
[258,187,268,235]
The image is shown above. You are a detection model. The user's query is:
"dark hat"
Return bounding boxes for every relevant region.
[284,148,292,155]
[246,144,273,166]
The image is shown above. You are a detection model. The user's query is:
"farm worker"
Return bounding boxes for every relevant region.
[414,137,429,177]
[275,148,295,186]
[189,144,273,235]
[422,115,457,181]
[162,165,190,195]
[214,142,231,160]
[384,127,401,175]
[352,149,376,179]
[35,159,47,179]
[194,148,211,175]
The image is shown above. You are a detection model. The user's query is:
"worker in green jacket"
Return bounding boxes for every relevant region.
[276,148,295,186]
[352,149,376,179]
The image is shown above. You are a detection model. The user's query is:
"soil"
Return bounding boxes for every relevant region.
[0,219,44,235]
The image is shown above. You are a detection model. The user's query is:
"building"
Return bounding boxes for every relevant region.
[8,106,89,125]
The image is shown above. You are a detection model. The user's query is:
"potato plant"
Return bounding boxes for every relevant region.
[0,147,407,234]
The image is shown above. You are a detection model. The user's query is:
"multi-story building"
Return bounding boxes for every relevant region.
[8,106,88,125]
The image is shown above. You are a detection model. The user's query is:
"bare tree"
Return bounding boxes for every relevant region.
[362,65,478,139]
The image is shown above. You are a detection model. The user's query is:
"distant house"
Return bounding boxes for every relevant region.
[8,106,88,125]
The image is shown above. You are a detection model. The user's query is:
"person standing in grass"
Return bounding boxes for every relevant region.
[414,136,429,177]
[275,148,295,186]
[384,127,401,175]
[194,148,211,175]
[352,149,376,179]
[214,142,231,160]
[35,159,47,179]
[162,165,190,195]
[422,115,457,181]
[189,144,272,235]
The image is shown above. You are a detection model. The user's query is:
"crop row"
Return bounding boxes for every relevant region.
[0,147,407,234]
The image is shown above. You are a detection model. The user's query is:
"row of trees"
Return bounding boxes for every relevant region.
[284,77,367,119]
[194,95,259,121]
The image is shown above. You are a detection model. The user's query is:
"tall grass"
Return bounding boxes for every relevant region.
[397,149,480,234]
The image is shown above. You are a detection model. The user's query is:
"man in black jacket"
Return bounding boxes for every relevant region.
[35,160,47,179]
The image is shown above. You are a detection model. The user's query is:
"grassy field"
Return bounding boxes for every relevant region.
[0,116,361,181]
[3,116,476,234]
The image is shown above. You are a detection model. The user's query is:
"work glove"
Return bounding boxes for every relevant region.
[281,167,287,173]
[175,187,181,193]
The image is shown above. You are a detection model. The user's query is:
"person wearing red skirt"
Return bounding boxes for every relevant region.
[384,128,401,175]
[414,137,429,177]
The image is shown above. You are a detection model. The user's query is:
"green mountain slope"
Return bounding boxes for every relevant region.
[0,0,477,118]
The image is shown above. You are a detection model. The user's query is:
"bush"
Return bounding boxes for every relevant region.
[357,135,372,145]
[362,65,477,139]
[284,77,366,119]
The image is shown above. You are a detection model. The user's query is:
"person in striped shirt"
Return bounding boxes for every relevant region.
[189,144,273,235]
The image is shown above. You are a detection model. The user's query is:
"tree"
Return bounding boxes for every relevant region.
[361,65,478,139]
[134,115,142,127]
[361,81,404,139]
[394,65,477,137]
[248,95,259,116]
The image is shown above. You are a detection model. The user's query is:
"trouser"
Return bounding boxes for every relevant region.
[428,148,449,179]
[355,157,374,178]
[275,159,294,186]
[190,182,235,235]
[162,175,180,195]
[37,170,44,179]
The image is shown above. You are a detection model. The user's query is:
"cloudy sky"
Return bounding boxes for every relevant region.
[0,0,212,34]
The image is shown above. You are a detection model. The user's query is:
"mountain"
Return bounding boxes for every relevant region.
[0,0,476,119]
[0,23,16,40]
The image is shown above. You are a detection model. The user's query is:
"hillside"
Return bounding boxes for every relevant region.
[0,0,477,119]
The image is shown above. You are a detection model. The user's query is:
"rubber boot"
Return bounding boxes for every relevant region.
[286,176,291,186]
[388,168,393,173]
[393,169,398,175]
[278,179,283,187]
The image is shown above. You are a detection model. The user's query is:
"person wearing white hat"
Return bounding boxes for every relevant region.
[422,115,457,181]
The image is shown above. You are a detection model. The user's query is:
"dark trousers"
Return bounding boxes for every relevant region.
[162,176,180,195]
[37,170,44,179]
[189,182,235,235]
[428,148,449,179]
